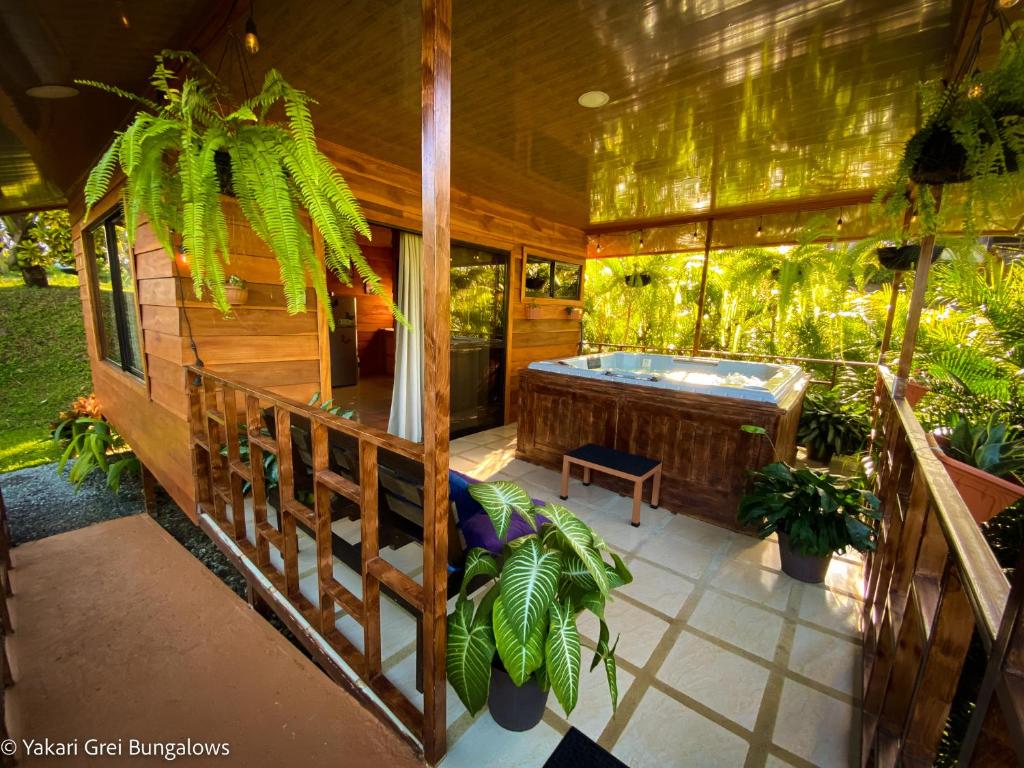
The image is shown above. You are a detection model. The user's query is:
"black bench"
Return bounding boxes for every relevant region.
[560,444,662,527]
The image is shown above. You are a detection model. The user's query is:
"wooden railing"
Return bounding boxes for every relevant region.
[863,368,1023,765]
[186,367,443,757]
[581,341,876,388]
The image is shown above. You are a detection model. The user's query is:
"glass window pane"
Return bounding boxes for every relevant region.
[113,219,143,372]
[524,256,550,298]
[90,225,122,366]
[553,262,582,300]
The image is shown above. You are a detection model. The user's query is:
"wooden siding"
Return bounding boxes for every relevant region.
[71,141,585,520]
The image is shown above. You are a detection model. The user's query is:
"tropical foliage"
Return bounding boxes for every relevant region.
[943,414,1024,484]
[79,50,395,323]
[737,428,882,558]
[797,388,871,463]
[446,480,632,717]
[876,23,1024,235]
[0,210,73,278]
[53,415,139,492]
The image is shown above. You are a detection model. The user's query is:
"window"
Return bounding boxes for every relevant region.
[87,209,143,378]
[523,253,583,301]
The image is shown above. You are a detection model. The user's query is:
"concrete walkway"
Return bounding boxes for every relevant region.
[5,515,423,767]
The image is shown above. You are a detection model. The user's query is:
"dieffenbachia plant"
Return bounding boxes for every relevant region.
[446,480,632,716]
[78,50,401,324]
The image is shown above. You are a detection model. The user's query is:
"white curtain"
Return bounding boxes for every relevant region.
[388,232,424,442]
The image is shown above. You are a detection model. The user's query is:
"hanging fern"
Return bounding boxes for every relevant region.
[78,50,403,325]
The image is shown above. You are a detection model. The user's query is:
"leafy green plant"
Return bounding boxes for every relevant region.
[53,416,139,492]
[446,480,632,716]
[797,388,870,463]
[877,23,1024,234]
[227,274,246,289]
[737,426,881,557]
[78,50,399,325]
[944,414,1024,484]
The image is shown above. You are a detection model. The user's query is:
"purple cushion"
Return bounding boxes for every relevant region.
[460,506,549,554]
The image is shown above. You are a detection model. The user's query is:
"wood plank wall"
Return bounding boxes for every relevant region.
[70,140,586,519]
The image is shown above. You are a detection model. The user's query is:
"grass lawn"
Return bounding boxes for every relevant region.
[0,273,92,472]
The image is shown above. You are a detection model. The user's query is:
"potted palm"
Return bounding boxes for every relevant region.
[447,480,631,731]
[737,426,881,583]
[929,415,1024,525]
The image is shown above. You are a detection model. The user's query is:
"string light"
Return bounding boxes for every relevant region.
[244,4,260,55]
[910,210,918,224]
[836,208,843,232]
[639,229,644,249]
[596,237,602,254]
[755,216,763,239]
[968,83,984,99]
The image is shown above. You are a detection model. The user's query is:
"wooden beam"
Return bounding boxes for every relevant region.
[420,0,452,762]
[877,271,904,366]
[690,219,714,356]
[583,189,877,235]
[895,189,942,396]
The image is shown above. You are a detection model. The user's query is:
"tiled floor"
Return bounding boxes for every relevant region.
[440,424,864,768]
[232,422,863,767]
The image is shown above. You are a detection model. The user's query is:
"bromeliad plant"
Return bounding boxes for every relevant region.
[944,414,1024,484]
[79,50,399,323]
[447,481,632,716]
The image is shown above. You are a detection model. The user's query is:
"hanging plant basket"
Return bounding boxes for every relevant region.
[224,284,249,306]
[624,273,652,288]
[525,275,548,291]
[908,123,973,186]
[565,306,583,321]
[876,243,943,271]
[524,304,544,320]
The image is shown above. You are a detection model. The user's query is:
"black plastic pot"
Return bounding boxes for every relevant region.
[20,265,48,287]
[624,273,652,288]
[488,662,549,731]
[525,275,548,292]
[876,244,943,271]
[909,124,973,185]
[778,532,832,584]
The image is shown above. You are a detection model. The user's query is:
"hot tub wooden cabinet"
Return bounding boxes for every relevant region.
[516,359,807,530]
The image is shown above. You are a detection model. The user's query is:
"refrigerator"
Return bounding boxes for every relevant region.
[329,295,359,387]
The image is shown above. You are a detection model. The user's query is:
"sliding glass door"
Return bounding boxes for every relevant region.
[449,244,508,437]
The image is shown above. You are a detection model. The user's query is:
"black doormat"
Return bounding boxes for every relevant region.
[543,727,629,768]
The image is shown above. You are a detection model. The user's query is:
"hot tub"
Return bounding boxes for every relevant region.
[516,353,808,529]
[528,352,805,404]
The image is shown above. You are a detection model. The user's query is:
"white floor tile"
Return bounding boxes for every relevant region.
[687,591,784,661]
[577,597,669,668]
[788,624,860,697]
[773,679,856,768]
[612,688,749,768]
[617,559,695,617]
[439,714,562,768]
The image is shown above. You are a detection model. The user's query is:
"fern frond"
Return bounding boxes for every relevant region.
[84,134,123,215]
[74,80,159,111]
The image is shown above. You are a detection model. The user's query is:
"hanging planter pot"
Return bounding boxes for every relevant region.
[565,306,583,321]
[909,123,973,186]
[525,275,548,292]
[876,243,943,271]
[224,276,248,306]
[624,273,652,288]
[524,303,543,320]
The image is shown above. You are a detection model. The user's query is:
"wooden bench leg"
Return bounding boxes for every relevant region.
[631,480,642,527]
[651,465,662,509]
[560,456,570,500]
[582,466,591,486]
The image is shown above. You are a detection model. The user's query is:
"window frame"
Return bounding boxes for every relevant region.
[520,250,584,305]
[86,207,145,380]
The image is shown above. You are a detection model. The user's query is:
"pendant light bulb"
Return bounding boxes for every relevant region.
[755,217,763,239]
[836,209,843,232]
[596,237,602,254]
[639,230,644,249]
[244,14,260,55]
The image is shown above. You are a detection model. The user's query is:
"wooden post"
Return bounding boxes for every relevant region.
[894,187,942,398]
[420,0,452,761]
[690,218,714,356]
[878,271,903,364]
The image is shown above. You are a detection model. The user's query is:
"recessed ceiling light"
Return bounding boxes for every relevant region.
[26,84,79,99]
[578,90,609,108]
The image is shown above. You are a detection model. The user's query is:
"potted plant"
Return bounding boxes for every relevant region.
[623,272,651,288]
[797,389,870,464]
[224,274,248,305]
[876,24,1024,233]
[737,426,881,583]
[565,306,583,321]
[524,303,544,320]
[524,274,548,292]
[904,373,930,407]
[928,414,1024,525]
[447,480,631,731]
[876,243,943,271]
[78,50,399,326]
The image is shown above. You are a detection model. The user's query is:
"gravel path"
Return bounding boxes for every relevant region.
[0,460,246,597]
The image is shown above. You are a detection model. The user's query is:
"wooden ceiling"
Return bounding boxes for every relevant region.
[0,0,985,229]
